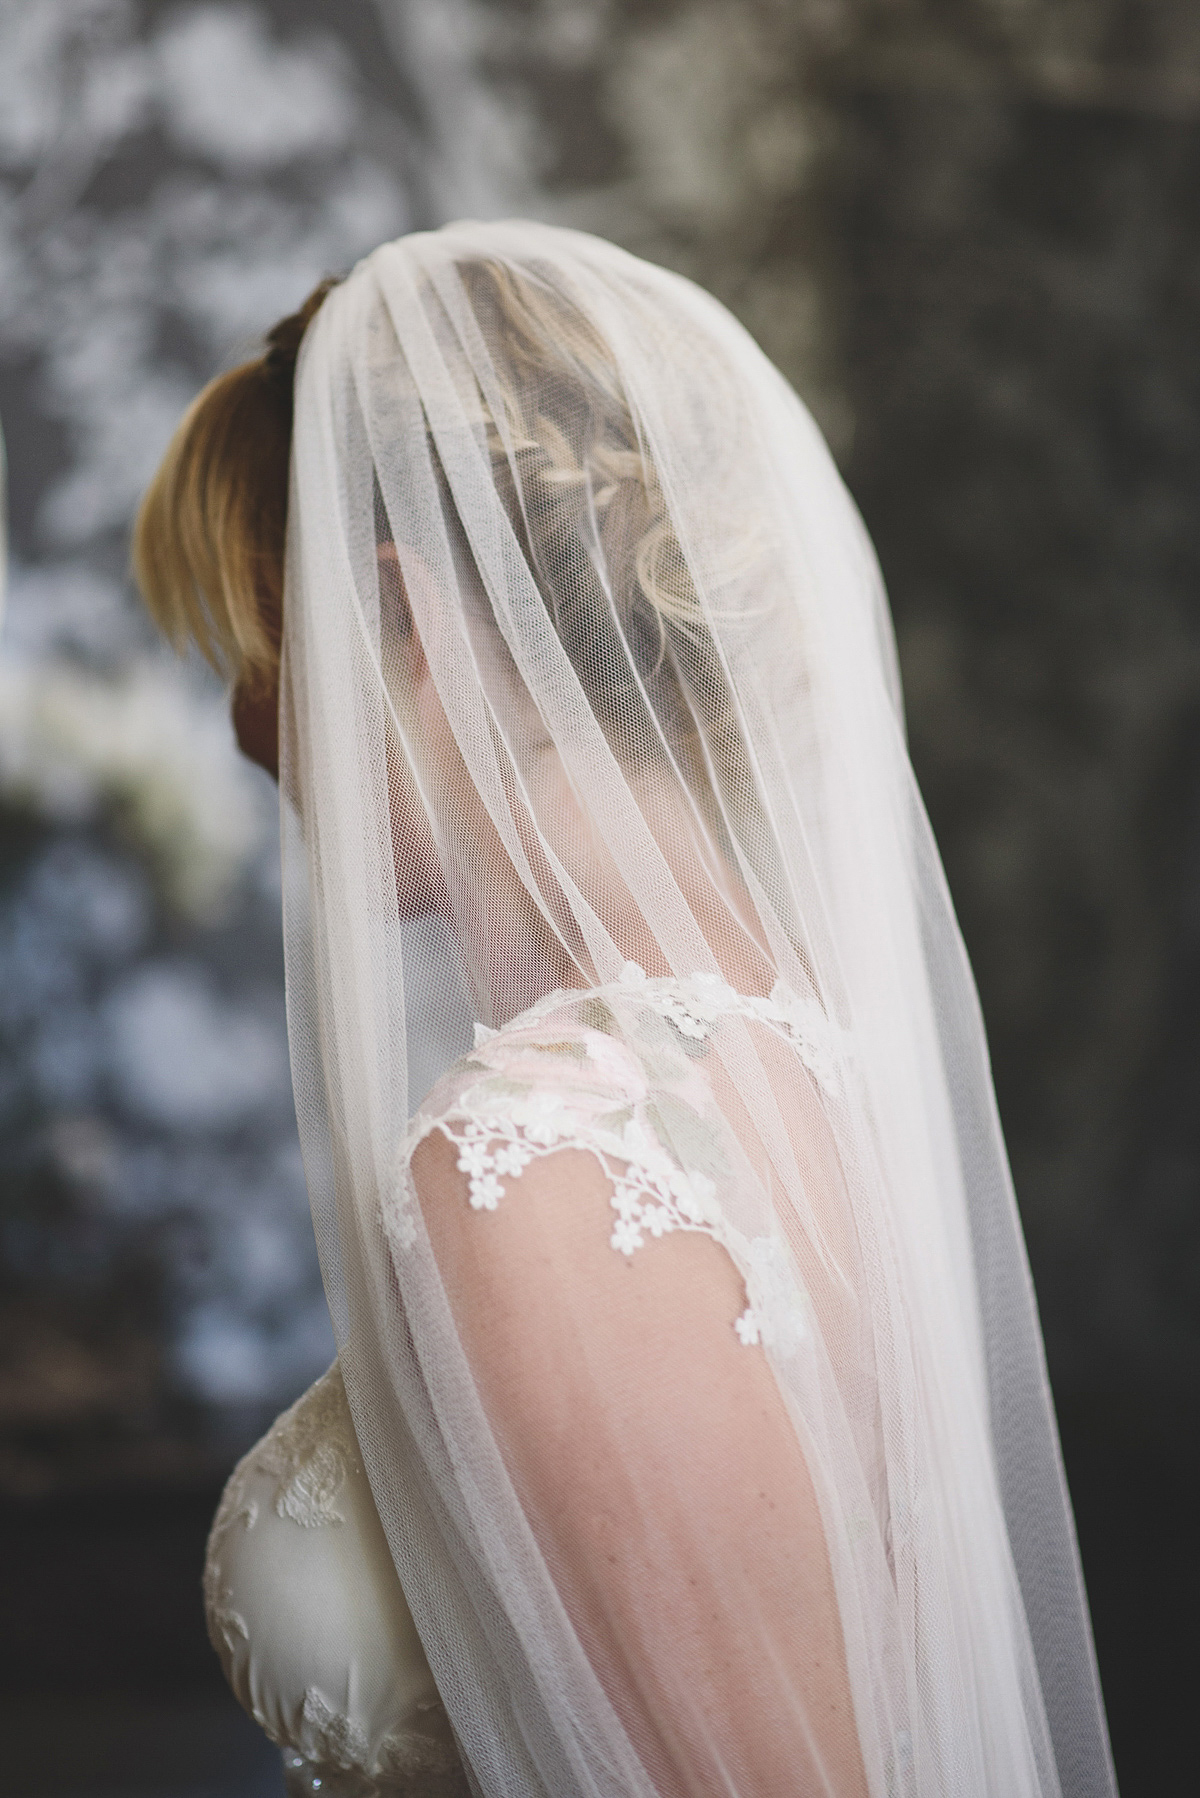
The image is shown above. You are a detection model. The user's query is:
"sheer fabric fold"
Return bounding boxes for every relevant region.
[279,220,1115,1798]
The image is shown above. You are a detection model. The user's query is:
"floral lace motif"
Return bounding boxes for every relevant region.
[613,963,847,1096]
[204,1364,361,1670]
[302,1686,370,1768]
[204,1457,257,1659]
[257,1361,359,1528]
[281,1687,467,1796]
[390,967,837,1355]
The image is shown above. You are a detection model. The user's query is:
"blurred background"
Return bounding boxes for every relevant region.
[1,2,1196,1793]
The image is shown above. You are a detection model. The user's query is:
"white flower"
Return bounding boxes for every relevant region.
[525,1120,565,1147]
[611,1216,643,1256]
[512,1090,569,1143]
[664,1002,709,1040]
[643,1205,674,1239]
[473,1022,498,1048]
[734,1308,761,1346]
[679,971,735,1015]
[456,1141,492,1179]
[493,1141,534,1178]
[469,1172,504,1210]
[615,966,743,1044]
[610,1185,642,1222]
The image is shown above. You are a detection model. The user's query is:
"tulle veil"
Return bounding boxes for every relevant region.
[278,220,1115,1798]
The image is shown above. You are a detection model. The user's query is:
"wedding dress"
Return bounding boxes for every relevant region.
[208,220,1116,1797]
[205,1359,464,1797]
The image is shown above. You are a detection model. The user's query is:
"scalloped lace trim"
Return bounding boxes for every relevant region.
[388,967,826,1356]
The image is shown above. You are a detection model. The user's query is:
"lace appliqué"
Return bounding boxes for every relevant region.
[257,1361,360,1528]
[204,1452,259,1659]
[737,1234,810,1355]
[615,962,847,1095]
[204,1364,359,1670]
[282,1688,468,1797]
[449,1104,726,1259]
[389,970,827,1355]
[302,1686,370,1768]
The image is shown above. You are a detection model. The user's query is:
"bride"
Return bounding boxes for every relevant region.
[134,222,1115,1798]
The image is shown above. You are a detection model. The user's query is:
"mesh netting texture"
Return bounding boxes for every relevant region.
[279,221,1115,1798]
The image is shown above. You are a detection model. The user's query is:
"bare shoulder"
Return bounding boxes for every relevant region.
[410,1123,617,1276]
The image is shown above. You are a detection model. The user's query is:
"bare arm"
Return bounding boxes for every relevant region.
[412,1129,868,1798]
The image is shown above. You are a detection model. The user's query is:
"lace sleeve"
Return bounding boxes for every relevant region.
[388,983,823,1356]
[203,1363,467,1797]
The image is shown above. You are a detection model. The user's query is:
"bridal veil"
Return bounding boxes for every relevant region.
[279,220,1115,1798]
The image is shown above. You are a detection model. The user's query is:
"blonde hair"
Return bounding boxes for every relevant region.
[134,257,756,701]
[464,257,762,639]
[132,278,339,692]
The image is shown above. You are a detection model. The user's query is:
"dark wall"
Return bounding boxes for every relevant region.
[838,79,1200,1402]
[827,71,1200,1789]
